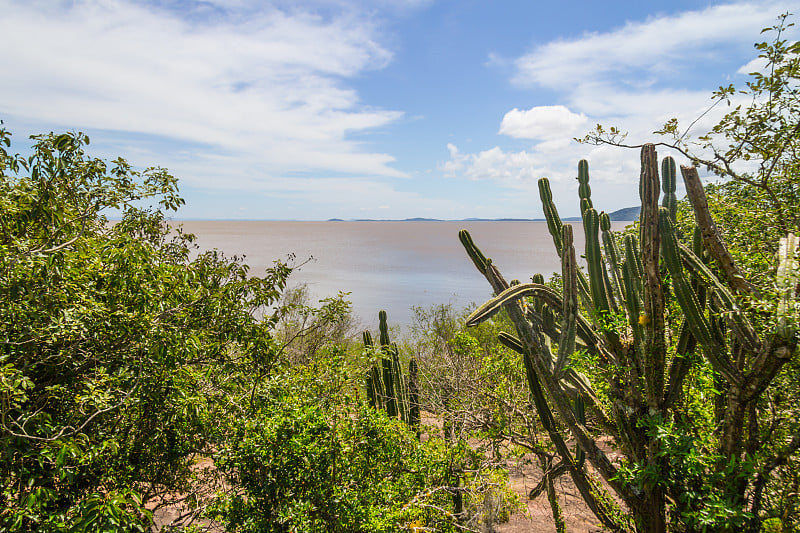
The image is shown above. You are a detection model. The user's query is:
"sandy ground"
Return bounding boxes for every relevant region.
[495,456,607,533]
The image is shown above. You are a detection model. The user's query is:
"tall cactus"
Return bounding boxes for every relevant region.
[459,144,799,532]
[363,310,420,433]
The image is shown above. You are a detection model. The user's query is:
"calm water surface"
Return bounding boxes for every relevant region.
[172,221,630,328]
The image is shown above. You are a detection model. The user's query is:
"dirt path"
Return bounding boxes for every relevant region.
[496,456,605,533]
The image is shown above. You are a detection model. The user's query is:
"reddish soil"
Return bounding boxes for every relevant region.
[496,456,606,533]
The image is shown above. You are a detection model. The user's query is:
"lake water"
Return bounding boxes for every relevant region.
[172,220,630,329]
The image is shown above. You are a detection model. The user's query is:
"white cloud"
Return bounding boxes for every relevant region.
[737,56,770,75]
[512,2,787,91]
[0,0,405,184]
[443,145,546,187]
[499,106,588,140]
[443,0,795,214]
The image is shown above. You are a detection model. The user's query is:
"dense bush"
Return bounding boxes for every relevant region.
[210,348,514,532]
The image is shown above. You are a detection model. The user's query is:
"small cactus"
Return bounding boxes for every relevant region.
[363,311,420,433]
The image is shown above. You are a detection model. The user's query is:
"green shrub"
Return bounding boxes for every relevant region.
[211,348,519,532]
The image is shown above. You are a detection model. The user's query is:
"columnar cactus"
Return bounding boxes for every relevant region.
[363,310,420,433]
[459,146,799,532]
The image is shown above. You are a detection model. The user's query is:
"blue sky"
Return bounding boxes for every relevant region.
[1,0,795,220]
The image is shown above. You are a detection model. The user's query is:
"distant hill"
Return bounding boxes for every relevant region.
[608,206,640,221]
[563,206,639,222]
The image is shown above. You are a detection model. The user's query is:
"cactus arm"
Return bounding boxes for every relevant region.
[371,366,385,409]
[661,156,678,223]
[659,208,739,384]
[381,356,397,417]
[459,230,515,301]
[680,165,760,298]
[466,283,556,326]
[539,178,564,255]
[662,321,698,409]
[530,273,546,306]
[555,224,578,377]
[601,212,626,305]
[538,178,593,308]
[362,331,385,408]
[495,332,555,431]
[365,372,377,408]
[584,208,615,317]
[408,358,420,435]
[621,237,643,341]
[577,159,593,215]
[528,273,562,344]
[391,351,407,423]
[639,144,667,412]
[459,229,490,277]
[677,242,761,353]
[574,395,586,468]
[378,310,391,346]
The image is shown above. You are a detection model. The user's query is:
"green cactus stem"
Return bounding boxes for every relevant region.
[408,358,420,433]
[578,160,593,215]
[554,224,578,377]
[584,208,619,324]
[538,178,593,308]
[676,242,760,353]
[661,156,678,223]
[658,208,738,384]
[600,212,626,306]
[539,178,564,255]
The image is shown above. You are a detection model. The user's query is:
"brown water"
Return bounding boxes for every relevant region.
[171,220,630,328]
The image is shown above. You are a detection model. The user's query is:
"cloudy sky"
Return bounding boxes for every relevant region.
[1,0,795,220]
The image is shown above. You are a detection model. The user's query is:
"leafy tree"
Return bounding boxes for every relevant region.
[0,125,298,530]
